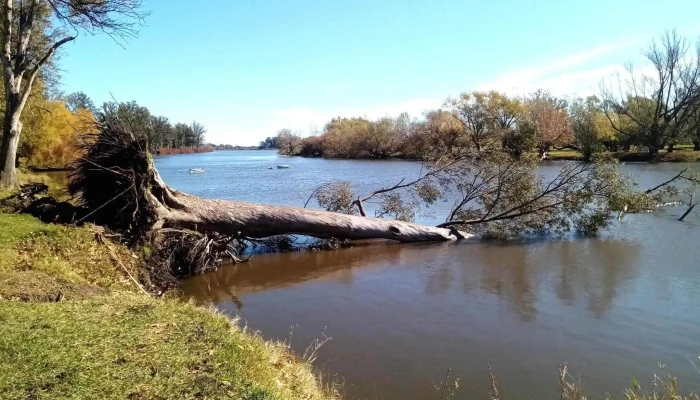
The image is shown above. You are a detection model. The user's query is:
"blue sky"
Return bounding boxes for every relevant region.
[59,0,700,145]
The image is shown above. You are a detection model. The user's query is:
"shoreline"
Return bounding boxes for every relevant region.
[275,149,700,163]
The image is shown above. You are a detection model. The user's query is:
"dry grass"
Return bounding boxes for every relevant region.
[547,149,586,161]
[435,364,699,400]
[546,149,700,163]
[0,213,144,301]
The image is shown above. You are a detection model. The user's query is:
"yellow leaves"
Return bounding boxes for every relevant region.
[21,99,97,168]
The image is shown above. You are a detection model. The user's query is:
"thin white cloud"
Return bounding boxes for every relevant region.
[477,39,639,97]
[218,39,658,145]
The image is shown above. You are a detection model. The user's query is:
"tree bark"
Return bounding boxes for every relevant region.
[145,169,470,242]
[0,104,22,188]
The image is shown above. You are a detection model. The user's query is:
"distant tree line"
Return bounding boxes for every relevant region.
[216,144,260,150]
[9,88,213,167]
[258,136,280,150]
[271,31,700,162]
[100,99,209,153]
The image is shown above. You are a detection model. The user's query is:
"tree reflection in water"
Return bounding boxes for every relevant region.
[181,237,641,322]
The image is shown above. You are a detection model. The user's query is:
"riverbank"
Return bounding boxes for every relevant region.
[546,148,700,162]
[0,211,338,399]
[275,148,700,162]
[158,146,215,155]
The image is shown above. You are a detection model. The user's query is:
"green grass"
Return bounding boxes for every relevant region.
[544,149,700,163]
[0,211,338,399]
[0,294,337,400]
[546,149,586,161]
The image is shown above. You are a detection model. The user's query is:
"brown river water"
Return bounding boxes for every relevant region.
[154,151,700,399]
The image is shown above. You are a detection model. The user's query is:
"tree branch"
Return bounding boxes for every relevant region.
[437,200,567,228]
[645,168,688,194]
[18,35,75,110]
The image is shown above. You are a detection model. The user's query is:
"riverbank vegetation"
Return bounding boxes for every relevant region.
[435,364,700,400]
[265,31,700,164]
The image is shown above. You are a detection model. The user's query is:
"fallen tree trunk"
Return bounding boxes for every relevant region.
[69,120,469,244]
[146,167,467,241]
[149,190,465,242]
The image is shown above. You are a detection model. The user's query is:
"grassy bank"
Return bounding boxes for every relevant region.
[0,211,338,400]
[1,295,334,399]
[546,148,700,162]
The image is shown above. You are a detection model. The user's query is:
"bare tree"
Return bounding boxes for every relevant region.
[601,31,700,157]
[276,128,302,155]
[0,0,145,188]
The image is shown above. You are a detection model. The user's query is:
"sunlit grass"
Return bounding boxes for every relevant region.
[0,294,339,400]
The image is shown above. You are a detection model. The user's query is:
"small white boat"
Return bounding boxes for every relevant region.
[277,165,292,169]
[189,168,205,174]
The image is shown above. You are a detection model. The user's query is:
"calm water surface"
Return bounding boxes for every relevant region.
[156,151,700,399]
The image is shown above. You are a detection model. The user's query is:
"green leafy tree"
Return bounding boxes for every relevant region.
[570,96,611,161]
[150,116,172,150]
[190,121,206,147]
[258,136,279,149]
[64,91,97,114]
[173,122,193,148]
[101,101,154,149]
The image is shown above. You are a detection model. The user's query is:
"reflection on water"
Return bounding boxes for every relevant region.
[169,153,700,400]
[185,238,641,323]
[181,221,700,399]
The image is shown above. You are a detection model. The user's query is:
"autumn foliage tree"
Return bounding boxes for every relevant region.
[20,100,97,167]
[524,90,573,158]
[570,96,614,161]
[446,91,523,152]
[276,128,303,155]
